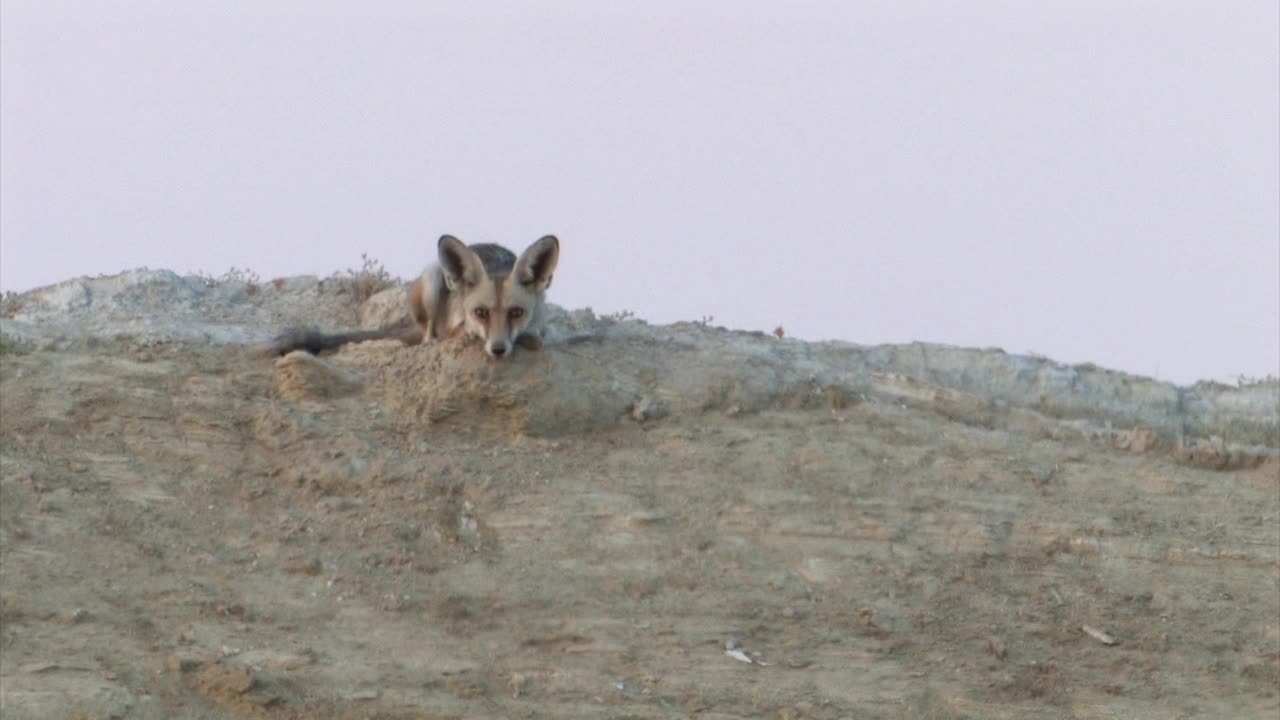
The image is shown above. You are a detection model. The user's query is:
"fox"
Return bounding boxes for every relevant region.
[271,234,560,359]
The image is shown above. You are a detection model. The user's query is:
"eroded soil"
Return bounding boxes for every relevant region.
[1,334,1278,719]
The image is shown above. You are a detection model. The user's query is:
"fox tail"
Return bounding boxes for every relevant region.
[267,322,423,356]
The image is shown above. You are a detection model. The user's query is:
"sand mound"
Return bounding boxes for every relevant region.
[2,268,1278,719]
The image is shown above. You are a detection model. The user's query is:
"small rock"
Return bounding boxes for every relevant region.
[630,396,670,423]
[315,497,357,513]
[1082,624,1118,645]
[1115,428,1159,453]
[627,511,669,528]
[508,672,528,699]
[166,653,204,676]
[986,636,1007,659]
[202,664,255,694]
[284,556,322,576]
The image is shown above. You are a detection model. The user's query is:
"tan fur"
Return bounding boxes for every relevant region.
[269,235,559,359]
[426,235,559,358]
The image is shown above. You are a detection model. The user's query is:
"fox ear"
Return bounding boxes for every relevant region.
[515,235,559,290]
[438,235,484,289]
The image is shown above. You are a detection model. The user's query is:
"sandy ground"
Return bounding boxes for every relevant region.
[0,270,1277,719]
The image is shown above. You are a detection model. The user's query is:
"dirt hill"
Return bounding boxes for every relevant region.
[1,269,1277,719]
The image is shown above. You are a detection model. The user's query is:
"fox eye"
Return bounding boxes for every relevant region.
[508,307,525,320]
[473,307,489,320]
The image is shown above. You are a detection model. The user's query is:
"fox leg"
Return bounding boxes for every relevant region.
[409,270,455,342]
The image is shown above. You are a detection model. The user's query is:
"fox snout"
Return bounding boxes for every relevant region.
[481,317,516,358]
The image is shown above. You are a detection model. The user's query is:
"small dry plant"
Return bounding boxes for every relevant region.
[345,253,395,304]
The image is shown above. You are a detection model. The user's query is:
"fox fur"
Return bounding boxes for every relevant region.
[270,234,559,359]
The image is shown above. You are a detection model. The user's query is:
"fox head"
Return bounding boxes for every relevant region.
[438,234,559,358]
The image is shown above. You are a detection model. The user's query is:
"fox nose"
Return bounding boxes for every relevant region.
[488,344,508,358]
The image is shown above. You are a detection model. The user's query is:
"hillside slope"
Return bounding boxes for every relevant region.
[1,270,1277,719]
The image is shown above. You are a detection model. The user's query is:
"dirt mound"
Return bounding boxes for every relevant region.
[6,270,1275,453]
[2,269,1277,719]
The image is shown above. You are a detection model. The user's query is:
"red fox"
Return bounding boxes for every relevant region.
[271,235,559,359]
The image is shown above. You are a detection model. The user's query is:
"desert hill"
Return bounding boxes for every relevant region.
[1,269,1277,719]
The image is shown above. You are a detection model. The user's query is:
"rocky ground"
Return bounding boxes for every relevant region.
[1,269,1277,719]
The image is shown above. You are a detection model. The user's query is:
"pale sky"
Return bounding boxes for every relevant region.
[2,1,1277,385]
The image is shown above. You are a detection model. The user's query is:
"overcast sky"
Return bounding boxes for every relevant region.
[2,1,1277,385]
